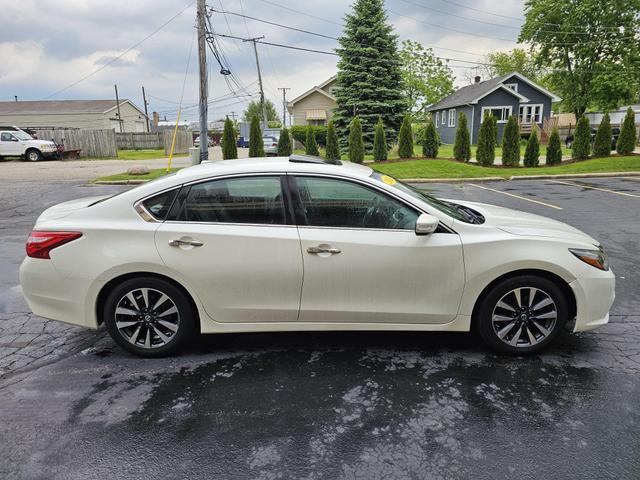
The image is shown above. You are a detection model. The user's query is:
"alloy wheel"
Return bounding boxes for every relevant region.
[491,287,557,348]
[114,288,180,349]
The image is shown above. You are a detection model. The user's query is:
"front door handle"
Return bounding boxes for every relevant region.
[307,244,341,255]
[169,238,204,247]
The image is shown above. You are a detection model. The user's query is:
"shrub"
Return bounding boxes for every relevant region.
[572,116,591,160]
[248,116,264,157]
[476,113,496,166]
[221,117,237,160]
[348,116,364,163]
[277,127,292,156]
[305,125,319,155]
[501,115,520,166]
[422,118,439,158]
[617,107,637,155]
[546,127,562,166]
[523,127,540,167]
[397,114,414,159]
[373,117,388,162]
[325,121,341,163]
[290,125,327,147]
[453,112,471,161]
[593,112,612,157]
[490,114,498,143]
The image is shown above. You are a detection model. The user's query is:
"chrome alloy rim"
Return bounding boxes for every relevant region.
[491,287,557,348]
[114,288,180,349]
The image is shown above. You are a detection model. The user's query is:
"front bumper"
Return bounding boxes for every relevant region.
[569,268,615,332]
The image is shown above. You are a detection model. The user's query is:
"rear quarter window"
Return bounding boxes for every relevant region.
[142,189,179,220]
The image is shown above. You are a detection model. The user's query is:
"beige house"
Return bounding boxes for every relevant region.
[287,76,337,126]
[0,99,148,132]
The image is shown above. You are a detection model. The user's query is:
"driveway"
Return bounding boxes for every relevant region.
[1,177,639,479]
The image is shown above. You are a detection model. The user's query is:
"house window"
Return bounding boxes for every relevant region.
[505,83,518,92]
[448,109,456,127]
[435,111,439,127]
[441,110,447,127]
[518,104,543,124]
[481,106,512,123]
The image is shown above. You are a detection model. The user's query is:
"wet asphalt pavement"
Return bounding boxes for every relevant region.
[1,177,639,479]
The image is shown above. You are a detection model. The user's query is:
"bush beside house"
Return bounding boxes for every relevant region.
[373,117,388,162]
[325,121,341,163]
[572,116,591,160]
[453,112,471,162]
[348,117,364,163]
[523,128,540,167]
[398,115,414,159]
[422,119,438,158]
[277,127,292,156]
[617,107,637,155]
[305,125,320,156]
[593,112,612,157]
[476,114,496,166]
[501,116,520,167]
[546,127,562,165]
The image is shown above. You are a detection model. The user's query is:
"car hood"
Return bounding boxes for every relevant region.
[29,140,56,147]
[445,199,600,246]
[36,195,111,223]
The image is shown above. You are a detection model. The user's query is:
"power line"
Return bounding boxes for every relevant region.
[254,0,342,26]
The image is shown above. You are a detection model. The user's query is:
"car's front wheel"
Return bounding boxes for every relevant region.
[25,149,43,162]
[476,275,568,354]
[104,277,196,357]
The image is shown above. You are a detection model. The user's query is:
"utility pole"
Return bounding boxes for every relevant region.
[229,111,237,121]
[278,87,290,128]
[114,84,123,133]
[141,86,150,132]
[197,0,209,162]
[245,37,267,130]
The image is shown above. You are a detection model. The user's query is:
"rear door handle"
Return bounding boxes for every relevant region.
[307,244,341,254]
[169,238,204,247]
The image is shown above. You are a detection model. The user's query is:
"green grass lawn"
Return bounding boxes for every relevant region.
[115,149,188,160]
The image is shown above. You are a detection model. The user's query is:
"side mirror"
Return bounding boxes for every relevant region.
[415,213,439,235]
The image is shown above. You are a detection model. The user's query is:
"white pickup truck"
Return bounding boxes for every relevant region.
[0,127,58,161]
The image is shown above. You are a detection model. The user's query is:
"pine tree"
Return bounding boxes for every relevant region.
[325,121,341,163]
[476,113,496,166]
[333,0,407,149]
[617,107,637,155]
[490,114,498,143]
[373,117,388,162]
[546,127,562,166]
[249,116,264,157]
[305,125,319,156]
[453,112,471,162]
[572,115,591,160]
[398,115,414,158]
[593,112,612,157]
[348,116,364,163]
[422,118,439,158]
[523,128,540,167]
[221,117,237,160]
[501,116,520,167]
[277,127,292,156]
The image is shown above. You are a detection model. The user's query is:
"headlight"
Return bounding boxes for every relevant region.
[569,247,609,271]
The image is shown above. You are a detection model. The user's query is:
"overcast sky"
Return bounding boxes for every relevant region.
[0,0,526,122]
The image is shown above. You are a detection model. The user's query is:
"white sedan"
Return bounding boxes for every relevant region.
[20,155,615,357]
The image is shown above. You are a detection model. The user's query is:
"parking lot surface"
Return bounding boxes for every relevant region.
[1,176,639,479]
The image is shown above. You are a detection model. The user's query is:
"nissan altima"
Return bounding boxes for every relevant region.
[20,155,615,357]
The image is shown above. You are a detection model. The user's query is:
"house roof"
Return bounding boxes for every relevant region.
[288,76,337,107]
[0,99,144,115]
[426,72,561,111]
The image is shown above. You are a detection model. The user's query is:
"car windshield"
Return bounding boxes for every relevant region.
[369,171,476,223]
[13,131,33,141]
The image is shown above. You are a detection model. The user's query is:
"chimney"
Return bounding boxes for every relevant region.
[474,76,481,84]
[152,111,159,130]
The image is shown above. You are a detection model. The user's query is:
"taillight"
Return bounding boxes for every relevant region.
[26,231,82,259]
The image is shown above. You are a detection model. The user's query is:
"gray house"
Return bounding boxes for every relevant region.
[427,72,561,144]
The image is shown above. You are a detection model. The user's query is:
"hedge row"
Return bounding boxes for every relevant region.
[291,125,327,147]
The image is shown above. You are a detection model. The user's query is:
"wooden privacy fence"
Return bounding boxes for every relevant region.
[163,130,192,155]
[116,132,163,150]
[34,129,117,158]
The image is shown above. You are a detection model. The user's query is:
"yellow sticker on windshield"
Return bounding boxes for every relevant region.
[380,175,397,185]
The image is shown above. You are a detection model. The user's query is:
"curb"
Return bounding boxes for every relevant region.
[404,176,505,184]
[92,179,150,185]
[509,171,640,180]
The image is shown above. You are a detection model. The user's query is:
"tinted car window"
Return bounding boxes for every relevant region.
[142,189,178,220]
[181,176,286,224]
[294,176,418,230]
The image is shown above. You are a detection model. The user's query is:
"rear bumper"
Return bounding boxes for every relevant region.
[569,269,615,332]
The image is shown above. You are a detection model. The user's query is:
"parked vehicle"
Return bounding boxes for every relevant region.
[194,135,212,148]
[263,135,279,155]
[0,127,57,161]
[20,155,615,357]
[565,127,620,150]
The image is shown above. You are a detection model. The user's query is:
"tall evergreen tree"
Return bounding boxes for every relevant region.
[333,0,406,149]
[248,116,264,157]
[572,116,591,160]
[373,117,388,162]
[398,115,414,158]
[325,121,341,163]
[422,119,439,158]
[501,116,520,166]
[523,128,540,167]
[476,114,496,166]
[593,113,612,157]
[453,112,471,161]
[221,117,237,160]
[305,125,319,156]
[277,127,292,156]
[348,117,365,163]
[546,127,562,165]
[617,107,637,155]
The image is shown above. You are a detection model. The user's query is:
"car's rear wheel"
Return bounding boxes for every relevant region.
[476,275,568,355]
[25,149,43,162]
[104,277,196,357]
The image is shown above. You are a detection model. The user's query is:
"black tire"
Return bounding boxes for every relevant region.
[104,276,196,357]
[25,149,43,162]
[475,275,568,355]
